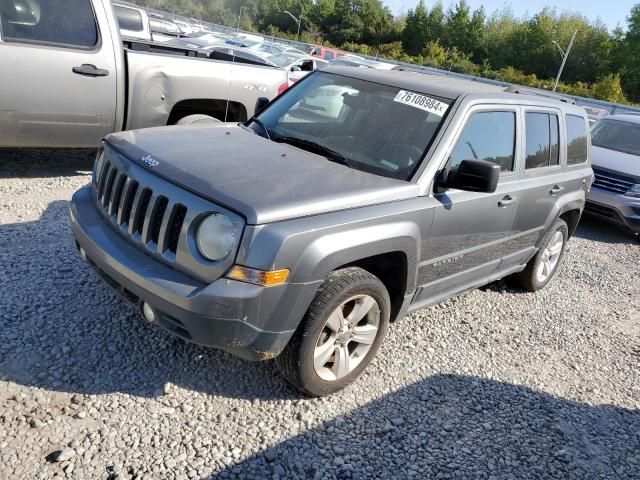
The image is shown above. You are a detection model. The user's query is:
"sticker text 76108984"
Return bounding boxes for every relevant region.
[393,90,448,117]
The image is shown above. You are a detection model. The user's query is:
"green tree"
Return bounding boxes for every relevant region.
[621,4,640,102]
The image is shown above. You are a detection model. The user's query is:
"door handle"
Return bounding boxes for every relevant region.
[72,64,109,77]
[550,185,565,195]
[498,195,516,207]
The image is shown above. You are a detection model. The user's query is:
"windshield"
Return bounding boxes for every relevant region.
[592,119,640,157]
[251,72,451,180]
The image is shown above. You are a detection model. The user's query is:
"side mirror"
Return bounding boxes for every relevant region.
[254,96,270,115]
[443,159,500,193]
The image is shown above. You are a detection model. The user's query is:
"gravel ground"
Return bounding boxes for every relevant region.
[1,150,639,480]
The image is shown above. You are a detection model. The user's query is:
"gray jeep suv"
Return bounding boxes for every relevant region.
[70,67,592,396]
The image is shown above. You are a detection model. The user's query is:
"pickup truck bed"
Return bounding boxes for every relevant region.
[0,0,288,148]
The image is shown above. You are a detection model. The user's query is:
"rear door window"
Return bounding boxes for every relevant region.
[450,111,516,172]
[324,50,335,61]
[525,112,560,169]
[566,115,589,164]
[0,0,99,48]
[115,6,143,32]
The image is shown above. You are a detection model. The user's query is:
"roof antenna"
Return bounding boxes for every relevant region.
[224,50,235,122]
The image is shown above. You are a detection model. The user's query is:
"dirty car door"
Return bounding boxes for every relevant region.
[416,107,521,305]
[0,0,117,147]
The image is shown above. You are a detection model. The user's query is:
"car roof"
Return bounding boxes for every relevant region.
[602,114,640,124]
[321,66,588,113]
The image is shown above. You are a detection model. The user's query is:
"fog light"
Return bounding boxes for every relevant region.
[142,302,156,323]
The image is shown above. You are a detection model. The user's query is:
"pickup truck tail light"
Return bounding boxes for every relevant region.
[277,82,289,96]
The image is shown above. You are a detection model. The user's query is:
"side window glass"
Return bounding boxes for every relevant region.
[324,51,335,61]
[566,115,588,164]
[550,114,560,165]
[450,112,515,172]
[0,0,98,48]
[526,112,561,169]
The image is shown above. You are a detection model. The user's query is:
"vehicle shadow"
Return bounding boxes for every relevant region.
[575,215,638,245]
[205,374,640,480]
[0,148,96,178]
[0,200,296,401]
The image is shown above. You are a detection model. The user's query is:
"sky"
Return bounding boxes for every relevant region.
[384,0,637,31]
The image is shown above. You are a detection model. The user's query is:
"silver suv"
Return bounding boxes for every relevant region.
[586,115,640,234]
[71,67,592,396]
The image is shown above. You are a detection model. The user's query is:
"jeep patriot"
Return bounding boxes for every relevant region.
[70,67,592,396]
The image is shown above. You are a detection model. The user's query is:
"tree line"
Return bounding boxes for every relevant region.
[129,0,640,105]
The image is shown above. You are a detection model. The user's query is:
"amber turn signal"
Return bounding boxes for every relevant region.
[226,266,289,286]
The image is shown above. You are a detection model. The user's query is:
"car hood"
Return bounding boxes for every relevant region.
[591,145,640,178]
[106,124,419,224]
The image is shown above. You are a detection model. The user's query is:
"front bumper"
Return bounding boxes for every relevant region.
[586,187,640,233]
[70,185,319,361]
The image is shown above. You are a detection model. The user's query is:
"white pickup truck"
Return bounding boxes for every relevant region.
[0,0,289,148]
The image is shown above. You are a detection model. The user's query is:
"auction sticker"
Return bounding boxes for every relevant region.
[394,90,448,116]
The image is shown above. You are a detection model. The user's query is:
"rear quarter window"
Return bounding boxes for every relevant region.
[566,115,589,165]
[0,0,99,48]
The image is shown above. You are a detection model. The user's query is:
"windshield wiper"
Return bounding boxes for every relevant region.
[250,117,271,140]
[272,135,352,168]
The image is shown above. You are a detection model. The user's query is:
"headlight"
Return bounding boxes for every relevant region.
[196,213,236,261]
[625,184,640,198]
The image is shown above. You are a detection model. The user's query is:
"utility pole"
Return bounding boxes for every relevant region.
[552,30,578,92]
[236,1,244,31]
[283,10,302,42]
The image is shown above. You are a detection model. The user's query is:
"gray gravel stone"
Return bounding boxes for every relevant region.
[0,151,639,479]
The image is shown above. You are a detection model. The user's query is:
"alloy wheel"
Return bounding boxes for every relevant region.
[313,294,380,381]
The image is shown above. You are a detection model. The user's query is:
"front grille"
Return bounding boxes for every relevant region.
[592,168,635,194]
[95,160,187,256]
[91,147,243,284]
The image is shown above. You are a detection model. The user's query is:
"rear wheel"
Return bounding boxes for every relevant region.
[276,267,390,397]
[176,114,221,125]
[510,218,568,291]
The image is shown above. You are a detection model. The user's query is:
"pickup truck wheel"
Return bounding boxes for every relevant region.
[511,218,568,292]
[276,267,390,397]
[176,114,221,125]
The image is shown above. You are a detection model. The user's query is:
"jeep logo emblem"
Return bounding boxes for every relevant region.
[140,155,159,168]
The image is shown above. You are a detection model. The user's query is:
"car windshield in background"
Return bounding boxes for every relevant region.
[268,54,300,67]
[252,72,452,180]
[592,119,640,157]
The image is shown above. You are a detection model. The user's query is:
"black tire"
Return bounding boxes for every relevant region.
[276,267,391,397]
[510,218,569,292]
[176,114,221,125]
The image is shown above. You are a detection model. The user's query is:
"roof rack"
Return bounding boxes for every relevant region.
[504,86,576,105]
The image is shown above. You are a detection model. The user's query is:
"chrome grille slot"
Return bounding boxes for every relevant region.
[134,188,153,236]
[119,180,139,226]
[96,160,111,200]
[90,147,243,284]
[101,166,117,207]
[167,204,187,254]
[592,168,634,194]
[150,196,169,245]
[109,173,127,218]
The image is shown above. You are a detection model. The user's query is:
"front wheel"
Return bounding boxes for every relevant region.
[276,267,390,397]
[510,218,568,291]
